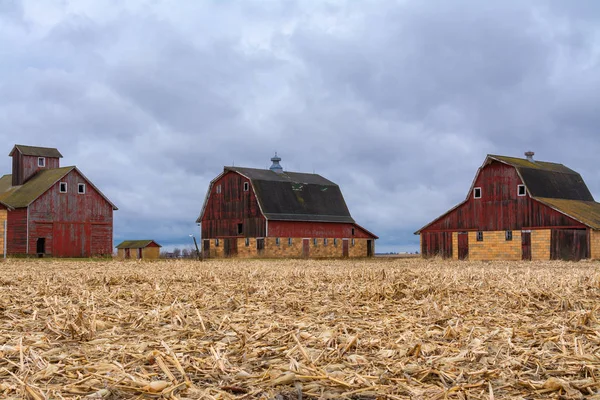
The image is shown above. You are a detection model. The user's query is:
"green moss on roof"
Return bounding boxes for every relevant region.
[116,240,161,249]
[489,155,576,173]
[0,167,74,208]
[535,198,600,230]
[10,145,63,158]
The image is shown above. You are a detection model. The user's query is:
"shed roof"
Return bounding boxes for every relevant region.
[116,240,162,249]
[198,166,355,224]
[9,145,63,158]
[0,167,118,209]
[535,198,600,230]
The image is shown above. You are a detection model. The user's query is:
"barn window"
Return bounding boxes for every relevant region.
[216,184,222,194]
[215,239,220,247]
[476,231,483,241]
[275,237,280,246]
[352,228,355,236]
[313,238,318,246]
[352,238,355,246]
[243,182,249,192]
[59,182,67,193]
[78,183,86,194]
[237,223,243,235]
[324,238,328,246]
[474,187,482,199]
[517,185,526,197]
[334,238,338,246]
[38,157,45,167]
[288,238,292,246]
[245,238,249,246]
[505,230,513,241]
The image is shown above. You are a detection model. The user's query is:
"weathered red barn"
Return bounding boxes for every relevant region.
[0,145,117,257]
[197,154,378,258]
[416,152,600,261]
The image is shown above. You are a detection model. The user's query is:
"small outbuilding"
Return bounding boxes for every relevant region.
[116,240,161,260]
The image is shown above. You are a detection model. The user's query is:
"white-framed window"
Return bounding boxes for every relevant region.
[474,187,482,199]
[288,238,292,246]
[245,238,250,247]
[215,239,220,247]
[351,238,355,246]
[275,237,280,246]
[59,182,67,193]
[323,238,328,246]
[38,157,45,167]
[517,184,526,197]
[78,183,86,194]
[216,184,222,194]
[243,182,249,192]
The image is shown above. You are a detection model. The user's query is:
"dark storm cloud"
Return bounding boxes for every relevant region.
[1,0,599,252]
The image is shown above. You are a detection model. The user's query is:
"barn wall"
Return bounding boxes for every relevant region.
[142,246,160,260]
[452,232,459,260]
[7,208,27,254]
[591,230,600,260]
[0,209,6,255]
[12,152,60,186]
[423,161,586,232]
[531,230,551,260]
[268,221,374,239]
[203,237,371,258]
[467,230,522,261]
[27,169,113,257]
[420,232,452,258]
[201,171,266,239]
[550,229,589,261]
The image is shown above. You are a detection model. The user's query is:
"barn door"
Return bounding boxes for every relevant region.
[203,240,210,258]
[551,229,589,261]
[457,232,468,260]
[125,248,131,259]
[138,248,143,259]
[522,231,532,261]
[224,239,238,257]
[367,240,373,257]
[303,239,310,258]
[342,239,349,257]
[36,238,46,257]
[256,238,265,255]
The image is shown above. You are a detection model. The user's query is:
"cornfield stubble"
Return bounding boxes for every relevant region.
[0,258,599,399]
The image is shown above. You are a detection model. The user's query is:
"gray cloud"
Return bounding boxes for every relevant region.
[1,0,600,252]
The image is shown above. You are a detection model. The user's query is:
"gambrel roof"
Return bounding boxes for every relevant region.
[416,154,600,233]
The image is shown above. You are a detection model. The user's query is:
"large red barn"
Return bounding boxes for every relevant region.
[0,145,117,257]
[416,152,600,261]
[197,154,378,258]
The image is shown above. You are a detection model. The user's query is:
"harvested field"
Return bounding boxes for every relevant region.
[1,259,600,399]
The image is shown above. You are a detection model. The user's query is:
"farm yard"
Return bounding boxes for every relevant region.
[0,259,599,399]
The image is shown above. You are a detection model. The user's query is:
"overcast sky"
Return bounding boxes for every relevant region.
[1,0,600,253]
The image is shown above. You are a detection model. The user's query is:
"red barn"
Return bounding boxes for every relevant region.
[197,154,378,258]
[0,145,117,257]
[416,152,600,261]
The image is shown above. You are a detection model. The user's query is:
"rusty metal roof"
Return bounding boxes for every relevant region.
[0,167,118,209]
[489,155,593,201]
[116,240,162,249]
[9,145,63,158]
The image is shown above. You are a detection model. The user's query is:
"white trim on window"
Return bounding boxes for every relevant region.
[517,184,526,197]
[474,187,482,199]
[38,157,45,167]
[216,184,222,194]
[59,182,67,193]
[78,183,86,194]
[243,182,249,192]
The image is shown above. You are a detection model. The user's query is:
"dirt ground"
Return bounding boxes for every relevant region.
[0,258,599,399]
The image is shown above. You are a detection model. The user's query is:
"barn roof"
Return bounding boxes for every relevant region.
[116,240,162,249]
[9,145,63,158]
[488,155,593,201]
[535,198,600,230]
[197,166,355,224]
[0,167,118,209]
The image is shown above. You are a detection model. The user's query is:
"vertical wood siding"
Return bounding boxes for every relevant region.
[7,208,28,254]
[12,153,60,186]
[201,171,266,238]
[26,169,113,257]
[550,229,589,261]
[421,232,453,258]
[268,221,373,238]
[423,161,586,232]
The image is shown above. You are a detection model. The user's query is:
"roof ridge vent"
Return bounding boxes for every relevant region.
[525,151,535,162]
[269,152,283,174]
